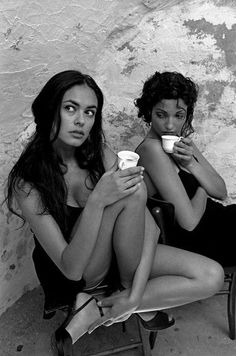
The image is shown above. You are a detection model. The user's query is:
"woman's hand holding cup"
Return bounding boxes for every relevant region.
[172,137,195,168]
[92,156,144,207]
[161,135,182,154]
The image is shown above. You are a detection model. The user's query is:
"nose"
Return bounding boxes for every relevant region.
[165,117,175,131]
[74,111,85,126]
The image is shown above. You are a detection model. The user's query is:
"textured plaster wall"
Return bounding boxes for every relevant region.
[0,0,236,315]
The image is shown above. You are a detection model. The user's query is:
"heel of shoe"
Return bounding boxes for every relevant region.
[54,326,73,356]
[137,311,175,331]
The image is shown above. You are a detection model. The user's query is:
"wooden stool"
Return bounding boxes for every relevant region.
[218,267,236,340]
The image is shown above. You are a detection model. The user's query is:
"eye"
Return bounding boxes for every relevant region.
[85,110,96,118]
[64,105,75,113]
[156,112,166,119]
[176,113,186,120]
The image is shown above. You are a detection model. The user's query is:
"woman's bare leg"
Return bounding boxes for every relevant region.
[83,182,148,285]
[65,188,223,342]
[114,244,224,312]
[111,182,148,283]
[113,208,224,312]
[85,183,223,317]
[65,184,148,343]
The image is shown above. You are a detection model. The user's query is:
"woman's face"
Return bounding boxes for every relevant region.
[54,84,98,148]
[150,98,187,138]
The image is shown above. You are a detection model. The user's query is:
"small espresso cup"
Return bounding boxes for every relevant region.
[118,150,140,170]
[161,135,182,153]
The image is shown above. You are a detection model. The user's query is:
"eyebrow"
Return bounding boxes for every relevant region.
[176,106,186,112]
[63,99,97,109]
[156,107,186,113]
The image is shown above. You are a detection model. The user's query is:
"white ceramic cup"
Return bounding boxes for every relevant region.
[118,150,140,170]
[161,135,182,153]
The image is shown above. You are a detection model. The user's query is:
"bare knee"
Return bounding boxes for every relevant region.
[125,181,147,207]
[197,260,224,298]
[105,182,147,218]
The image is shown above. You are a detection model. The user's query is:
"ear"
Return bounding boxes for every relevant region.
[147,111,152,125]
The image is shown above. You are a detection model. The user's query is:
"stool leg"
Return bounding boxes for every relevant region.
[136,318,152,356]
[149,331,158,350]
[228,272,236,340]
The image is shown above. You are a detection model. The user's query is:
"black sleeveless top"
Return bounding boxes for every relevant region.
[32,205,86,313]
[153,167,236,267]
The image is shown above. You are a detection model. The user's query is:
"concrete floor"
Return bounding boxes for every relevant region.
[1,286,236,356]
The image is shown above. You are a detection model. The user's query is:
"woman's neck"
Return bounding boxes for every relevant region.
[53,140,76,163]
[146,127,161,141]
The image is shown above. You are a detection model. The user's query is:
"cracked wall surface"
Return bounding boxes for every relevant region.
[0,0,236,315]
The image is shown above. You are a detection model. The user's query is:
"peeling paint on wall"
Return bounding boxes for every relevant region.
[184,19,236,71]
[16,239,28,261]
[1,249,13,263]
[0,0,236,315]
[141,0,184,10]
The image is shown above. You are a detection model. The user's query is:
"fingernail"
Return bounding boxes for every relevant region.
[97,301,102,306]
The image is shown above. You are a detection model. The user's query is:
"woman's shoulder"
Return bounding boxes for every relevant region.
[13,179,32,197]
[14,180,41,207]
[137,137,177,176]
[136,137,163,157]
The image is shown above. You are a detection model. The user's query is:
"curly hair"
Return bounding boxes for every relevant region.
[134,71,198,136]
[6,70,105,234]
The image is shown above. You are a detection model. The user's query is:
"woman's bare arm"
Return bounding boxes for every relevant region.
[187,142,227,200]
[15,186,106,281]
[137,139,207,231]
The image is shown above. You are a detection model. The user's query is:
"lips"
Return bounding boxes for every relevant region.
[70,130,84,138]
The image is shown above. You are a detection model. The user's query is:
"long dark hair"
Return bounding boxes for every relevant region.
[135,71,198,136]
[6,70,105,233]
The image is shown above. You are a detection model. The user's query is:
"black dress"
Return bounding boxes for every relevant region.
[153,168,236,267]
[32,205,120,315]
[32,205,86,314]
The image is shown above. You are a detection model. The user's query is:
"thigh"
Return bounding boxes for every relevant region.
[150,243,220,279]
[84,187,147,284]
[83,198,127,283]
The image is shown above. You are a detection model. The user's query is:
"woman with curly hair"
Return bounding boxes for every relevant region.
[135,71,236,268]
[6,70,224,356]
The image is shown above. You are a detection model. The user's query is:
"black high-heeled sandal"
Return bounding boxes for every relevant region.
[54,296,104,356]
[54,327,73,356]
[138,311,175,331]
